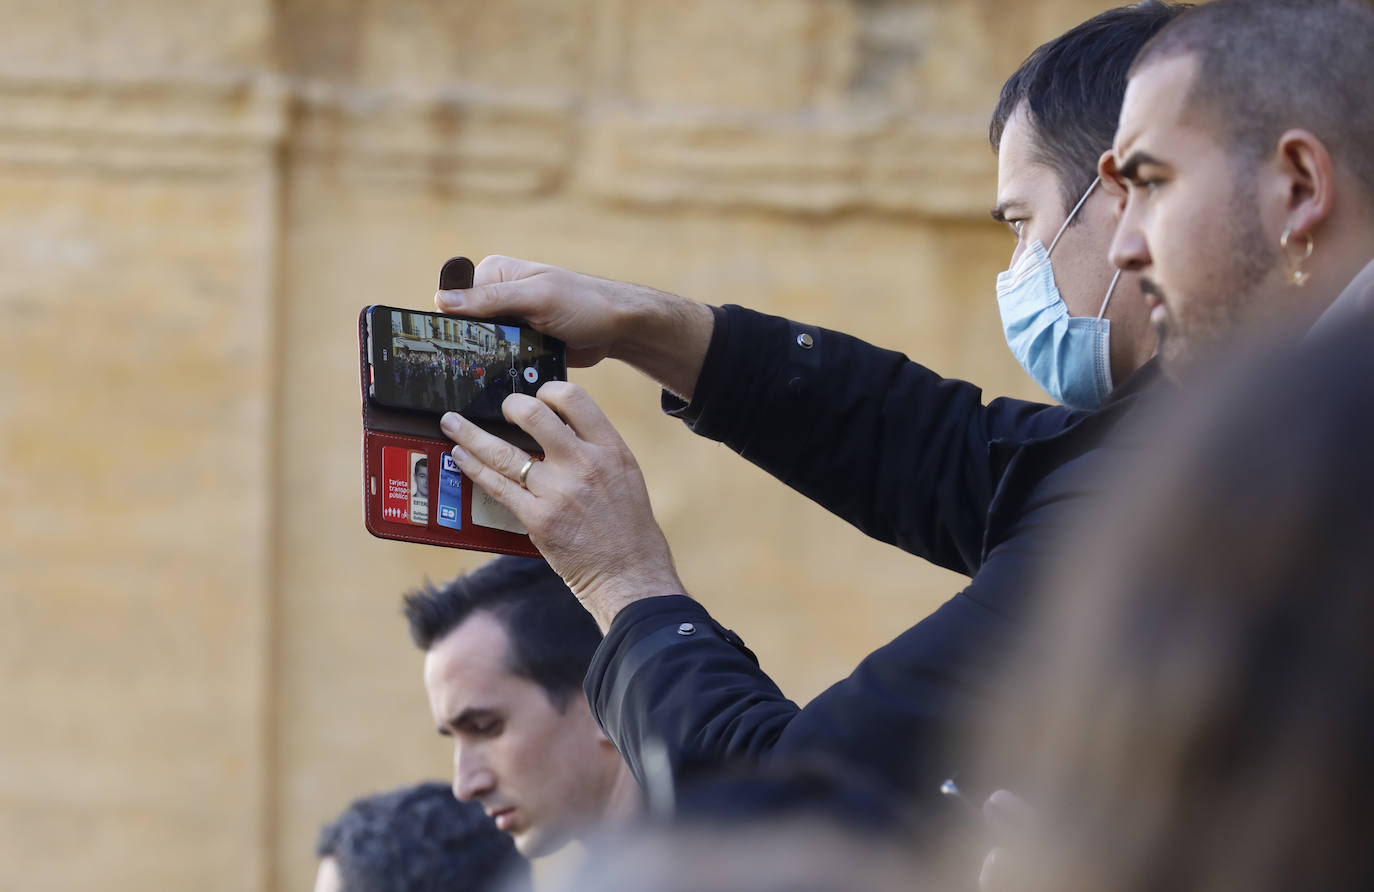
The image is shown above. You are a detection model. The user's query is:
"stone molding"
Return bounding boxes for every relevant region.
[0,74,288,175]
[0,74,992,216]
[580,105,994,219]
[287,82,575,197]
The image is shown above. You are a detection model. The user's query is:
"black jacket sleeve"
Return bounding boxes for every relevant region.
[665,305,1076,575]
[586,588,1012,802]
[586,595,797,791]
[582,599,796,780]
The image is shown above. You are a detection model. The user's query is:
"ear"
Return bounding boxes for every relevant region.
[1093,151,1126,202]
[1097,150,1128,220]
[591,719,621,752]
[1275,129,1335,238]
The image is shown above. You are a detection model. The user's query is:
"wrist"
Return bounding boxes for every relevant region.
[574,565,685,634]
[607,286,714,400]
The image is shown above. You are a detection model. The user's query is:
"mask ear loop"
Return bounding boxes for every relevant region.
[1096,268,1123,321]
[1047,177,1102,256]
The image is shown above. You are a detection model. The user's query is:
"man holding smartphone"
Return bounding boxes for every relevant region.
[435,3,1184,809]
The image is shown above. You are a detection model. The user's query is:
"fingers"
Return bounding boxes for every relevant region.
[476,254,549,286]
[500,393,579,460]
[440,412,538,510]
[435,255,548,317]
[532,381,625,448]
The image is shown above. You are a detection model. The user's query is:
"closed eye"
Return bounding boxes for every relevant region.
[464,718,503,737]
[441,708,505,739]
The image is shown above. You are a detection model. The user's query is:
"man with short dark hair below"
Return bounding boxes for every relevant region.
[403,556,640,859]
[433,4,1187,811]
[1100,0,1374,374]
[313,781,529,892]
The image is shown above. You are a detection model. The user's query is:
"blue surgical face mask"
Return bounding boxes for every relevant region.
[996,177,1122,410]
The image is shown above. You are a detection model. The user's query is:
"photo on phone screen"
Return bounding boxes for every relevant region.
[368,306,566,421]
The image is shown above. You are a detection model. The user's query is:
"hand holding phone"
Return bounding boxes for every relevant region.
[359,256,564,555]
[435,254,715,402]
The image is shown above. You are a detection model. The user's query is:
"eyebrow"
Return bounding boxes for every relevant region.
[990,200,1028,224]
[1116,150,1167,182]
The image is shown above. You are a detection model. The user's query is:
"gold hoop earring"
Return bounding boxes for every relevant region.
[1280,225,1314,287]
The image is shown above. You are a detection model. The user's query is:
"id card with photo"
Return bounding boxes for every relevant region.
[383,446,427,526]
[409,452,429,525]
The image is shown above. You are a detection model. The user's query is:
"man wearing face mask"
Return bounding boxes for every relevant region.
[996,179,1135,409]
[432,3,1182,812]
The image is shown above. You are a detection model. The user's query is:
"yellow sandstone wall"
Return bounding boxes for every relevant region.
[1,1,1121,889]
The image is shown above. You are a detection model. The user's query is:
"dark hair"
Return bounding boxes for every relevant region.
[403,556,602,710]
[1130,0,1374,199]
[315,781,530,892]
[990,1,1190,213]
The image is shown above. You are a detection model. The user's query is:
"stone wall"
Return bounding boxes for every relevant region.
[0,1,1117,889]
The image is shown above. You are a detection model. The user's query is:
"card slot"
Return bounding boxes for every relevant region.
[361,429,539,556]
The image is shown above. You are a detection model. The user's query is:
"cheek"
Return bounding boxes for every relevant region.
[1052,237,1115,316]
[502,714,575,797]
[1160,220,1224,297]
[530,722,601,809]
[1152,190,1218,274]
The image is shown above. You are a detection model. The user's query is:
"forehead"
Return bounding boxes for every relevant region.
[423,611,524,712]
[995,106,1067,211]
[1115,54,1203,156]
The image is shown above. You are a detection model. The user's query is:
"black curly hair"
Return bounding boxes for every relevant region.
[315,781,529,892]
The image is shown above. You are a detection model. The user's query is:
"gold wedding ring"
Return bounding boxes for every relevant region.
[518,457,538,489]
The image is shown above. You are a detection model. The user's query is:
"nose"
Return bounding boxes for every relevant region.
[452,743,495,802]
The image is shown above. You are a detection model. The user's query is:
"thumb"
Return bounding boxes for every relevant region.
[435,278,533,318]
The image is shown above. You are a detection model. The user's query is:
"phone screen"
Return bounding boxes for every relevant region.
[368,306,566,421]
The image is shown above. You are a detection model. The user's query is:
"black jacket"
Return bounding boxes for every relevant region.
[585,304,1160,804]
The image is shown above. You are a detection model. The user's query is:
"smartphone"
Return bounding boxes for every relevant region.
[365,305,566,422]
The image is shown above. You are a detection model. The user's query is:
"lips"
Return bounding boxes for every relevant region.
[1140,281,1168,329]
[487,806,518,832]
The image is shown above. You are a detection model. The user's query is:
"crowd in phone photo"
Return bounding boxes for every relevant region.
[392,344,515,416]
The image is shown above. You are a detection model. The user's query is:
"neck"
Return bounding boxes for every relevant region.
[600,760,642,824]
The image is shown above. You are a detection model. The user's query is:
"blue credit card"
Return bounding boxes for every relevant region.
[437,452,462,530]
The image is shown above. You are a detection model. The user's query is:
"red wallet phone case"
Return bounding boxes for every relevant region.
[359,257,541,556]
